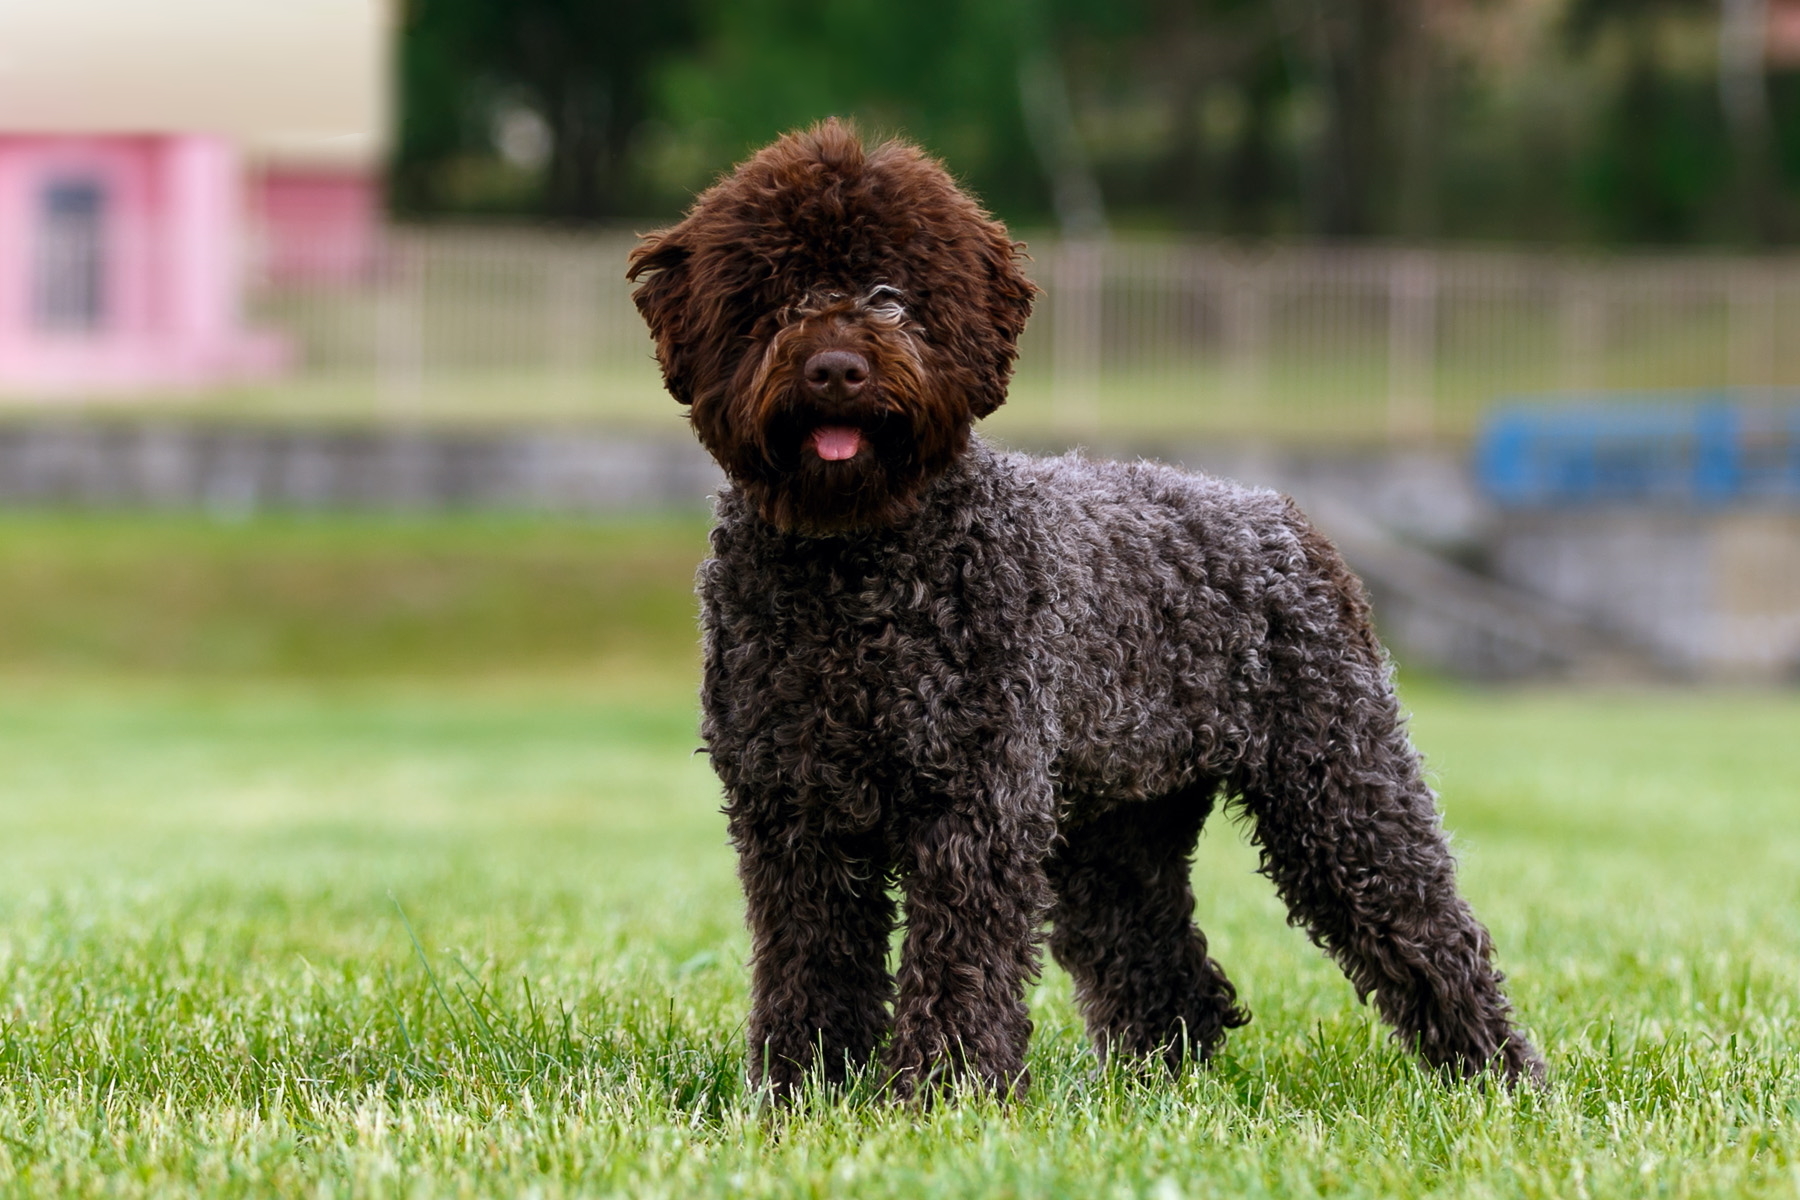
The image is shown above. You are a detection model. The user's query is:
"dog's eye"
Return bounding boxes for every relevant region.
[863,285,907,321]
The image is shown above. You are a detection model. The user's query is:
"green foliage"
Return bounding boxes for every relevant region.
[647,0,1048,217]
[394,0,1800,246]
[395,0,698,217]
[1581,68,1733,243]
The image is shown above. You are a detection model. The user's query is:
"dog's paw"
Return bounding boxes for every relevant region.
[1497,1035,1549,1089]
[881,1037,1027,1105]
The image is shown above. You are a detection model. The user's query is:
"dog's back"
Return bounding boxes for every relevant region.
[1010,449,1341,808]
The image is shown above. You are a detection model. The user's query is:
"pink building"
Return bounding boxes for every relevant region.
[0,133,290,391]
[253,167,383,286]
[0,0,389,397]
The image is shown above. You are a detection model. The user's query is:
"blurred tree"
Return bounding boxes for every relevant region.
[1565,0,1737,243]
[1773,68,1800,212]
[1222,43,1293,236]
[392,1,470,215]
[1719,0,1780,238]
[394,0,696,219]
[1050,0,1298,234]
[1298,0,1397,237]
[389,0,1800,247]
[649,0,1053,219]
[1282,0,1476,239]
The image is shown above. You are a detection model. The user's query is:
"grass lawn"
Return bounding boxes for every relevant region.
[0,515,1796,1197]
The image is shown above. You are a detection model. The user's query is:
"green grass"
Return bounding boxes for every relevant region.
[0,516,1796,1197]
[0,512,710,679]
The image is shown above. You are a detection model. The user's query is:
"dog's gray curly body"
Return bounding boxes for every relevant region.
[703,441,1543,1098]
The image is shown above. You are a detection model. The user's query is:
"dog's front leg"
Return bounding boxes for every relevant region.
[884,801,1054,1101]
[732,815,895,1101]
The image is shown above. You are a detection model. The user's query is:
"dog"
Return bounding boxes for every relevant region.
[628,119,1544,1101]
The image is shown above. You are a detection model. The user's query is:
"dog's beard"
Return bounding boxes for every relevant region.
[749,391,951,535]
[692,378,965,536]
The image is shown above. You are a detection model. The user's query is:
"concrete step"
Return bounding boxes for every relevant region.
[1300,495,1669,681]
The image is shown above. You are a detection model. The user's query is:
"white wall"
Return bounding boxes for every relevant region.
[0,0,390,169]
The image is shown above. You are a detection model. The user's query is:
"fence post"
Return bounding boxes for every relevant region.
[376,232,426,417]
[548,245,597,412]
[1387,252,1437,441]
[1558,270,1604,392]
[1727,261,1778,388]
[1221,256,1269,421]
[1051,239,1103,430]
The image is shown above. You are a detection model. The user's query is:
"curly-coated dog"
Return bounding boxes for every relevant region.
[628,119,1544,1101]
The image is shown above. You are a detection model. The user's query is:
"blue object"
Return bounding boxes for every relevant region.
[1475,392,1800,508]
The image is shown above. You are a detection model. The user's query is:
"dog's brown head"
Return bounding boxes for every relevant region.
[628,119,1036,534]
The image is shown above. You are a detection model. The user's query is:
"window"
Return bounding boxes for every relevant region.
[34,178,108,332]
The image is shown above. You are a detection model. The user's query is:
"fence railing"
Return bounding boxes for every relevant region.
[242,229,1800,443]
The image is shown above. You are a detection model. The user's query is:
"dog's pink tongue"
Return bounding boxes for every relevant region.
[811,426,863,461]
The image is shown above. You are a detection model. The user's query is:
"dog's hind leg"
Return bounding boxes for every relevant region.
[1236,706,1544,1083]
[1235,519,1545,1084]
[731,817,896,1100]
[1047,785,1249,1072]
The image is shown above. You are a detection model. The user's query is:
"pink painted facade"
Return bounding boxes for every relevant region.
[250,167,381,285]
[0,133,290,394]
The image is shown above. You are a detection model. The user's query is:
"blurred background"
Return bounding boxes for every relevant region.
[1,0,1799,683]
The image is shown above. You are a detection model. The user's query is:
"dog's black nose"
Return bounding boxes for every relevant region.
[804,350,870,400]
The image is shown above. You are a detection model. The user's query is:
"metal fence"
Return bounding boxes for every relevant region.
[246,229,1800,443]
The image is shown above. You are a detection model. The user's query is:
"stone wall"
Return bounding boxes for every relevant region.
[1,420,1794,681]
[0,421,723,513]
[1492,510,1800,681]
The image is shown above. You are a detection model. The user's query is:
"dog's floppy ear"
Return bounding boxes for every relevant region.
[627,233,695,406]
[968,228,1038,420]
